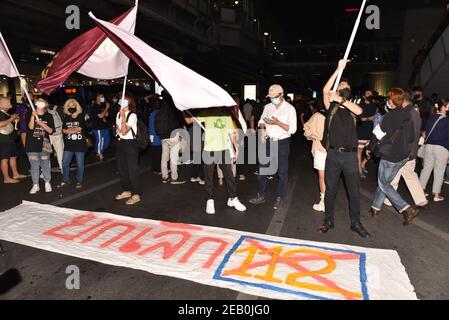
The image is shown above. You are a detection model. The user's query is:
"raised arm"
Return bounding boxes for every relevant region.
[323,60,350,109]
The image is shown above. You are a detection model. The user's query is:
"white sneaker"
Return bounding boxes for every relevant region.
[190,177,198,183]
[206,199,215,215]
[239,174,246,181]
[45,182,52,193]
[198,179,205,185]
[227,197,247,212]
[312,200,325,212]
[29,184,40,194]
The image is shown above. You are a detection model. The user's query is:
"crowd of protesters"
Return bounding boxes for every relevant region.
[1,59,448,239]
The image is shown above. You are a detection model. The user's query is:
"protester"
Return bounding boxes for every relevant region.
[25,98,55,194]
[186,108,246,215]
[114,94,142,205]
[249,84,297,210]
[370,88,419,225]
[59,99,86,189]
[0,97,26,184]
[419,100,449,202]
[318,59,370,238]
[384,90,428,209]
[91,93,111,161]
[148,97,162,175]
[357,89,378,178]
[155,91,185,185]
[47,103,64,172]
[187,110,204,185]
[243,99,253,127]
[303,105,326,212]
[16,93,32,147]
[413,86,433,133]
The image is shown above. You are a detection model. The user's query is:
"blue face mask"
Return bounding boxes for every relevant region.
[271,97,281,105]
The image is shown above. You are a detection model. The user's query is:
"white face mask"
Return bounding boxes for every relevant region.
[119,99,129,109]
[100,97,105,103]
[36,101,46,109]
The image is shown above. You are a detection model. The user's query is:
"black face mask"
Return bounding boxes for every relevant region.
[68,108,77,114]
[339,88,352,99]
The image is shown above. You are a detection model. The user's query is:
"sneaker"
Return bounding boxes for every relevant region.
[190,177,199,183]
[254,171,259,175]
[45,182,52,193]
[267,176,274,180]
[206,199,215,215]
[198,178,205,185]
[29,184,40,194]
[171,179,186,185]
[227,197,247,212]
[162,177,171,184]
[273,198,283,210]
[249,195,266,205]
[312,200,325,212]
[239,174,246,181]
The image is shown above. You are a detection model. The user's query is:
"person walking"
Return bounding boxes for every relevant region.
[91,93,110,161]
[419,100,449,202]
[370,88,419,225]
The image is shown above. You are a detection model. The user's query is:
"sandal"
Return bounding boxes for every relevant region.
[13,174,27,180]
[4,179,20,184]
[115,191,132,201]
[434,196,445,202]
[126,195,141,205]
[57,182,68,188]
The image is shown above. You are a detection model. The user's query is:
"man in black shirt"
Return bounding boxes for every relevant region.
[90,93,110,161]
[319,60,371,238]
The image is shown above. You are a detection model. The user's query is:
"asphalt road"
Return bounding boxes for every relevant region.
[0,138,448,300]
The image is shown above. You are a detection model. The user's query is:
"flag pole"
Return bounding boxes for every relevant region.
[0,32,36,113]
[332,0,368,91]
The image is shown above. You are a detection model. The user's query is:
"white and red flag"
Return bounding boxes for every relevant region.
[0,32,20,78]
[37,2,138,94]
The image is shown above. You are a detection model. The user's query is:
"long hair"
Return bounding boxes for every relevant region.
[125,94,137,113]
[387,88,405,108]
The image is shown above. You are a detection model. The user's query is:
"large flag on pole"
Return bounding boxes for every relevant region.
[88,13,237,112]
[36,3,138,95]
[0,32,19,78]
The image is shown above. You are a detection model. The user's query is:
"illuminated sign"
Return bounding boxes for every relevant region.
[65,88,77,94]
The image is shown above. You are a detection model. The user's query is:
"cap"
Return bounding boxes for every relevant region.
[267,84,284,98]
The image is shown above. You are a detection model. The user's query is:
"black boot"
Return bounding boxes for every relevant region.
[318,221,334,234]
[351,222,371,238]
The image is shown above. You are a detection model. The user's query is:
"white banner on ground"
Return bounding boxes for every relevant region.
[0,202,417,300]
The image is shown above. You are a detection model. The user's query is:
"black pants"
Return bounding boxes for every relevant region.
[191,151,204,179]
[258,139,290,200]
[324,149,361,226]
[204,151,236,200]
[117,140,142,195]
[150,145,162,173]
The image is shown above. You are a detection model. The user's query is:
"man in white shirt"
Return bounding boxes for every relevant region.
[249,85,297,210]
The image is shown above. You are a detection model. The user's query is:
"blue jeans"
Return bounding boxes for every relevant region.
[93,129,110,155]
[372,158,410,212]
[258,139,290,200]
[62,151,85,183]
[27,152,51,185]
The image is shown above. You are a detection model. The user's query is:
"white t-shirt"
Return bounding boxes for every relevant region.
[116,111,137,140]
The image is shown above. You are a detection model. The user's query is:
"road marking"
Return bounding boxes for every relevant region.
[359,188,449,243]
[236,174,299,300]
[51,167,151,206]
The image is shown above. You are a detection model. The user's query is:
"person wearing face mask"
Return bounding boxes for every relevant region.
[0,97,26,184]
[249,84,297,210]
[369,88,419,225]
[114,94,142,206]
[59,99,87,189]
[25,98,55,194]
[91,93,111,161]
[356,89,378,178]
[419,100,449,202]
[318,59,370,238]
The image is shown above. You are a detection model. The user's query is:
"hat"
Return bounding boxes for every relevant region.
[267,84,284,98]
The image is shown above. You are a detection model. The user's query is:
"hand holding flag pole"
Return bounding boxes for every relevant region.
[332,0,368,91]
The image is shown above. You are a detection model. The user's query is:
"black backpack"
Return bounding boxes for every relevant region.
[154,104,171,137]
[125,112,149,151]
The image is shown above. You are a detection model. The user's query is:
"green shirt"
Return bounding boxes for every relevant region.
[197,109,235,152]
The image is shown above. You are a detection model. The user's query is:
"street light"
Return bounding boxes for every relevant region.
[264,32,269,36]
